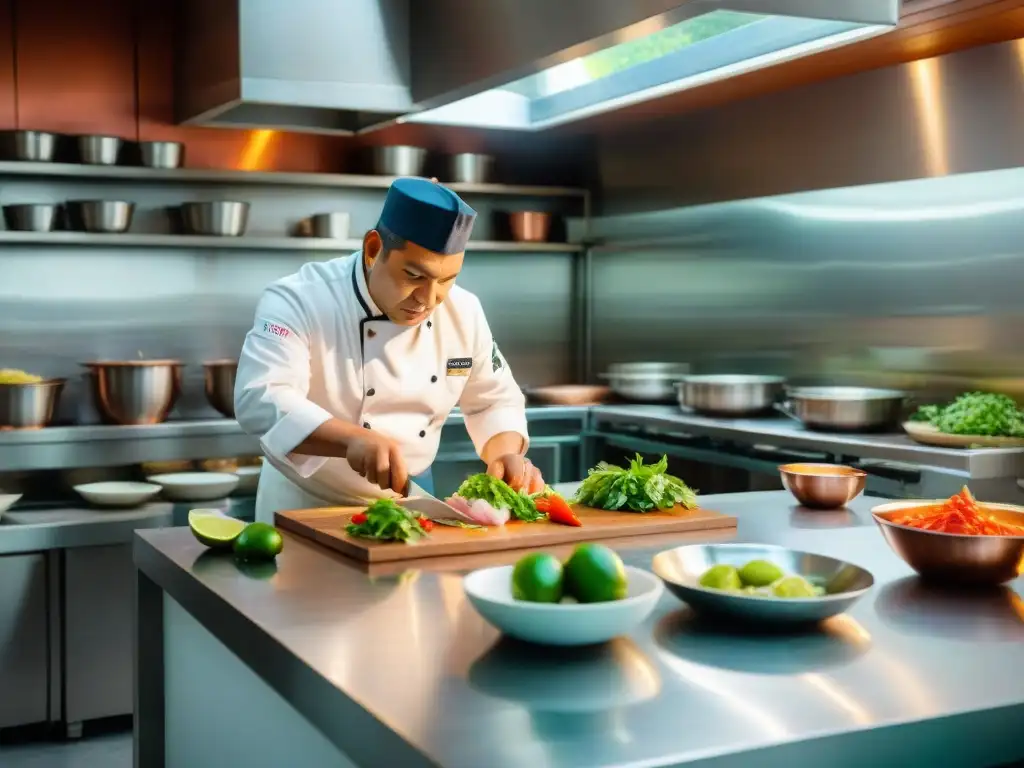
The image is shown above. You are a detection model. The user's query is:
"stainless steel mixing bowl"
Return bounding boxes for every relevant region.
[780,387,907,431]
[179,201,250,236]
[600,362,691,403]
[678,374,786,416]
[203,360,238,418]
[652,543,875,624]
[66,200,135,233]
[1,130,59,161]
[450,153,494,183]
[83,361,182,425]
[78,135,123,165]
[3,204,59,232]
[139,141,184,169]
[372,145,428,176]
[0,380,66,429]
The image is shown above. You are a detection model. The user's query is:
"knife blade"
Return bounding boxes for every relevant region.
[400,481,461,521]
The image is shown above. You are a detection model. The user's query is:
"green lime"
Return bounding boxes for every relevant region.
[564,543,628,603]
[189,510,246,550]
[511,553,564,603]
[699,564,742,591]
[738,560,784,588]
[233,522,284,562]
[772,576,817,598]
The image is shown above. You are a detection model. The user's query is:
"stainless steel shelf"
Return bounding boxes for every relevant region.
[0,230,583,253]
[590,405,1024,479]
[0,161,587,197]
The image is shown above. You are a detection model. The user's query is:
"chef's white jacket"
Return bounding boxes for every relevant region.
[235,251,530,523]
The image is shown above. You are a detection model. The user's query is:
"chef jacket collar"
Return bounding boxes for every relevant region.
[350,251,384,319]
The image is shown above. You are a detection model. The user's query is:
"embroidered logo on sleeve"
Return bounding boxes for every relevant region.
[254,318,293,341]
[446,357,473,377]
[491,342,505,373]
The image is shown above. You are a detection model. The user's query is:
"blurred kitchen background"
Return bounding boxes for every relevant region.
[3,0,1024,750]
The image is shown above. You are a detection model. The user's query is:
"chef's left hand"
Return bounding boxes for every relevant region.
[487,454,545,493]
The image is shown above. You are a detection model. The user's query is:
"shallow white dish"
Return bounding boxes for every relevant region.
[463,565,663,646]
[73,481,162,508]
[147,472,240,502]
[0,493,22,521]
[233,465,262,495]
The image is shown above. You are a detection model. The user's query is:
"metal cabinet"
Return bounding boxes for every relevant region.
[0,553,49,728]
[64,545,134,726]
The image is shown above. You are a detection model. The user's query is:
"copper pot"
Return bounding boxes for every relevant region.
[508,211,552,243]
[203,360,238,418]
[82,361,182,425]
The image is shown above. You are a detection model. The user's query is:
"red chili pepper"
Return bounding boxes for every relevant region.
[418,517,434,532]
[351,512,368,525]
[542,494,582,527]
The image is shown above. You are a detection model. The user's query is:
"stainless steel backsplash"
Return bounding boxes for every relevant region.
[586,165,1024,400]
[0,182,578,424]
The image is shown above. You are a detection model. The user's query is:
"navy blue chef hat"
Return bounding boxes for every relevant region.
[377,177,477,255]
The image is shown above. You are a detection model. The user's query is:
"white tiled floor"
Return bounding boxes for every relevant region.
[0,732,131,768]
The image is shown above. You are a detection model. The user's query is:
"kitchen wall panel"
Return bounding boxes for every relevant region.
[0,1,14,127]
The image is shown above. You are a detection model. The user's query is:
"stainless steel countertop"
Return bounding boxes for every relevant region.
[592,405,1024,478]
[134,488,1024,768]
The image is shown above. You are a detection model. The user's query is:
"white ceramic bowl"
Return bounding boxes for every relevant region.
[463,565,663,646]
[0,493,22,521]
[233,465,261,495]
[147,472,240,502]
[73,481,162,508]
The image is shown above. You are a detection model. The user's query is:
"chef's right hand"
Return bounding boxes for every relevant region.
[345,430,409,495]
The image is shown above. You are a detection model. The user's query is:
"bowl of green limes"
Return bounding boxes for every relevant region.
[463,543,663,646]
[652,543,874,625]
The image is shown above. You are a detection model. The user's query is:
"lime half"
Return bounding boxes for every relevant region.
[189,510,246,550]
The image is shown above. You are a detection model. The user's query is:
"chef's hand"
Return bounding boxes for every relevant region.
[346,430,409,495]
[487,454,545,494]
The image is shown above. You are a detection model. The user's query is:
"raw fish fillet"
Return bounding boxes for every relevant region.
[447,495,510,526]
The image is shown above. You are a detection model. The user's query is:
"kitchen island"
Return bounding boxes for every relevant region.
[133,488,1024,768]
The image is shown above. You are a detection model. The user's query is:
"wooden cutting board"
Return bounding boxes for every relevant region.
[903,421,1024,448]
[274,504,738,563]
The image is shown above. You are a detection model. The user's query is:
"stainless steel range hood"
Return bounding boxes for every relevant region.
[177,0,900,136]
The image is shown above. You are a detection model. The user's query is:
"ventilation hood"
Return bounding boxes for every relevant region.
[177,0,900,135]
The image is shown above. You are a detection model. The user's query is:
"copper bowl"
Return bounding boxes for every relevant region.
[872,500,1024,586]
[779,463,867,509]
[203,360,237,418]
[509,211,552,243]
[525,385,611,406]
[82,360,182,425]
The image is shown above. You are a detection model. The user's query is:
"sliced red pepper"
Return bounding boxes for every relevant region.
[418,517,434,532]
[543,494,582,527]
[351,512,368,525]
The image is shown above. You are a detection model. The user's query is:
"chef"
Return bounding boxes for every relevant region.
[235,177,544,523]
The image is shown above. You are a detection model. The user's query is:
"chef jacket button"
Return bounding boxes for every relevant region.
[427,320,432,329]
[367,328,376,339]
[367,388,375,396]
[419,430,426,437]
[431,375,438,383]
[363,422,370,429]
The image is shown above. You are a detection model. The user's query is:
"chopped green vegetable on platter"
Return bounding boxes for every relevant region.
[573,454,697,512]
[911,392,1024,437]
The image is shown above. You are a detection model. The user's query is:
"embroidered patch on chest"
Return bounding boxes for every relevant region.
[446,357,473,377]
[254,318,294,341]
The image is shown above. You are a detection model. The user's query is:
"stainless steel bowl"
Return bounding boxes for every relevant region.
[295,212,351,239]
[652,543,875,625]
[678,374,786,416]
[779,463,867,509]
[78,135,123,165]
[66,200,134,233]
[83,361,182,425]
[0,380,66,429]
[139,141,184,169]
[203,360,237,418]
[872,500,1024,586]
[372,145,427,177]
[600,363,691,403]
[450,153,495,184]
[180,201,250,236]
[779,387,906,432]
[509,211,552,243]
[3,204,58,232]
[1,130,58,161]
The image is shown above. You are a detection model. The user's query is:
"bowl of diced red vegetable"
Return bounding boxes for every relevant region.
[872,487,1024,586]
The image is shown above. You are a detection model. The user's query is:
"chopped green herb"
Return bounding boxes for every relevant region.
[911,392,1024,437]
[346,499,428,543]
[453,473,544,522]
[573,454,698,513]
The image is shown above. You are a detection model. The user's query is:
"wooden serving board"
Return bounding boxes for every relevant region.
[903,421,1024,449]
[275,504,738,563]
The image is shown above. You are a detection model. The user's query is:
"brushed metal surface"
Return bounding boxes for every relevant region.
[77,135,122,166]
[139,141,183,169]
[135,488,1024,768]
[203,361,237,419]
[179,201,250,236]
[2,203,58,232]
[65,200,134,233]
[0,553,49,728]
[295,212,351,239]
[652,542,874,624]
[780,463,867,509]
[679,375,786,416]
[508,211,552,243]
[371,145,427,177]
[0,130,58,162]
[781,387,907,431]
[450,153,494,184]
[0,381,65,429]
[84,362,183,426]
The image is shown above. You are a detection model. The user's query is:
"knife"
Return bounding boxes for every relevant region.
[400,480,464,521]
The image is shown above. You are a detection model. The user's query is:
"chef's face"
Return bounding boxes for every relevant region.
[363,231,464,326]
